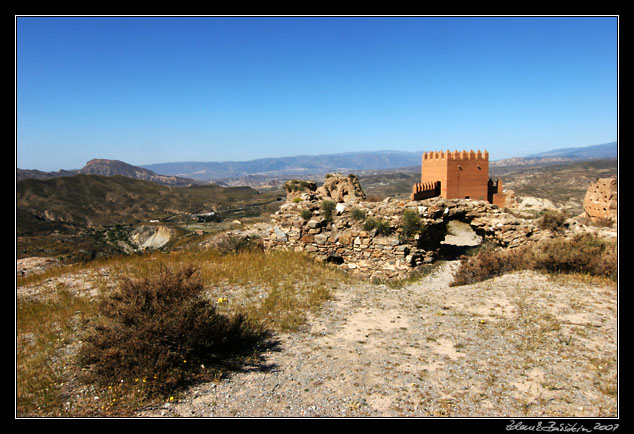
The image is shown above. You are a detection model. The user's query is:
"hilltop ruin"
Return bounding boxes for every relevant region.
[265,173,553,280]
[264,168,616,281]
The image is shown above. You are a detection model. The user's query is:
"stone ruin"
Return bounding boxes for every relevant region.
[265,173,563,280]
[583,177,617,223]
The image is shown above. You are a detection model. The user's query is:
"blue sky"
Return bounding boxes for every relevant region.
[16,16,618,171]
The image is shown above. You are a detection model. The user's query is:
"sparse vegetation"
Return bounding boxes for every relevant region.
[77,266,265,400]
[17,288,97,416]
[16,157,619,417]
[17,247,350,416]
[320,200,336,222]
[451,233,617,286]
[399,209,423,241]
[538,209,567,232]
[350,207,366,221]
[363,217,391,235]
[212,234,263,255]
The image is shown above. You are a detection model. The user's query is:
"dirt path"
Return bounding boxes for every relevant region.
[136,261,618,418]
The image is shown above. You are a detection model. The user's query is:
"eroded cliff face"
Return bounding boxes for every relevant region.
[129,225,173,250]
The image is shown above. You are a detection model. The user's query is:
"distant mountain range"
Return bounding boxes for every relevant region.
[142,142,617,181]
[17,142,617,185]
[17,158,198,186]
[490,142,617,168]
[141,151,424,181]
[523,141,617,160]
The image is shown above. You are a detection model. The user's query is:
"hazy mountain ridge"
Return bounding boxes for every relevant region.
[17,159,199,186]
[141,151,425,181]
[17,142,617,186]
[524,141,617,159]
[143,143,617,182]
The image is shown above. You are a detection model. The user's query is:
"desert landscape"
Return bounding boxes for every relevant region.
[16,152,618,420]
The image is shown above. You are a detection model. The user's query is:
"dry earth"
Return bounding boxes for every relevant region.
[134,261,618,418]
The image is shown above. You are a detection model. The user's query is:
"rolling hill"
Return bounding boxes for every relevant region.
[17,174,264,231]
[16,173,279,261]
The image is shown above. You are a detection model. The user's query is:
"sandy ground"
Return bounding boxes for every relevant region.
[135,261,618,418]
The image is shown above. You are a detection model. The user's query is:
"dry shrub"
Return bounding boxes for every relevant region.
[533,232,617,279]
[539,209,567,232]
[451,233,616,286]
[213,234,263,255]
[78,265,266,396]
[450,245,533,287]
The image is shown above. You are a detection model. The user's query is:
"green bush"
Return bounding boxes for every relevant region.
[320,200,336,222]
[364,217,391,235]
[350,207,366,221]
[374,219,391,236]
[78,266,264,396]
[400,209,423,240]
[363,218,376,231]
[300,209,313,220]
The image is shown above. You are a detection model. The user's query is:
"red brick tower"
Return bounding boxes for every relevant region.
[410,149,505,206]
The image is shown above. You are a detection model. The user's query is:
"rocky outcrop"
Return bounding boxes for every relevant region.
[284,179,318,203]
[316,173,366,203]
[583,177,617,222]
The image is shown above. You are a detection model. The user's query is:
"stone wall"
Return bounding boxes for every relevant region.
[265,197,431,280]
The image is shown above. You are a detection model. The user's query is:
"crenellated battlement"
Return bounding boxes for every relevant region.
[410,180,441,200]
[422,149,489,161]
[412,148,505,205]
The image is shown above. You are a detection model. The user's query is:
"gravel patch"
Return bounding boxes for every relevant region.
[136,261,618,418]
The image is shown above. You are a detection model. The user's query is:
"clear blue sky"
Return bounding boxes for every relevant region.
[16,16,618,171]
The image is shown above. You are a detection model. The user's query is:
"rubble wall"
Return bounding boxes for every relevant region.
[264,193,548,281]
